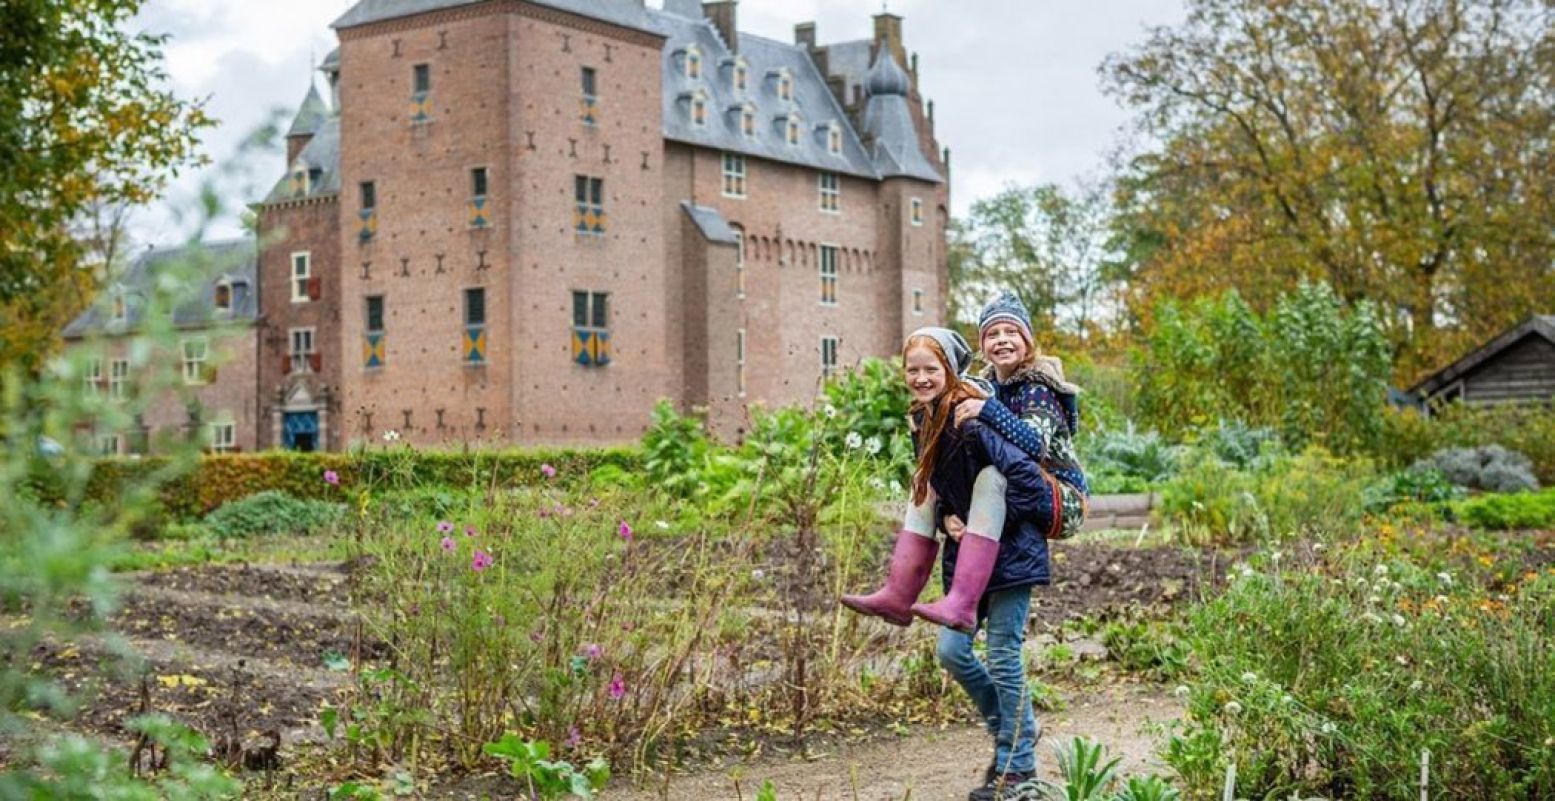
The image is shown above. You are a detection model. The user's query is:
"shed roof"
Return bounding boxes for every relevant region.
[1408,315,1555,397]
[63,238,259,339]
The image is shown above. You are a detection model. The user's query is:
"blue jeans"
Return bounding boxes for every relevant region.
[935,586,1039,774]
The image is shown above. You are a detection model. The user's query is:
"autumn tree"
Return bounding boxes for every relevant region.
[1104,0,1555,380]
[952,180,1125,340]
[0,0,209,375]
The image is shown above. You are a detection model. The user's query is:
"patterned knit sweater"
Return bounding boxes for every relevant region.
[975,359,1089,538]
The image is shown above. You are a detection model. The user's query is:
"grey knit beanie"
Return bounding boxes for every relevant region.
[978,290,1034,342]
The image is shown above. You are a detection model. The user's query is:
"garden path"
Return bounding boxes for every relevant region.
[604,682,1179,801]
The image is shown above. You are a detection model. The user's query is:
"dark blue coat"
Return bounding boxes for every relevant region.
[917,408,1055,595]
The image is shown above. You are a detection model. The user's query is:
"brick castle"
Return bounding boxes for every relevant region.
[66,0,949,453]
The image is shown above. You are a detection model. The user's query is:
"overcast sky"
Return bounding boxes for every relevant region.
[129,0,1186,245]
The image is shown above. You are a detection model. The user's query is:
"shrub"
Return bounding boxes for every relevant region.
[202,490,345,539]
[1158,447,1374,545]
[1080,423,1181,490]
[1416,445,1539,493]
[1165,563,1555,799]
[1379,404,1555,484]
[1363,466,1465,514]
[1452,488,1555,530]
[1135,283,1390,455]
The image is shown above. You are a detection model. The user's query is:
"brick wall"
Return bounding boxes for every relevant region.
[257,198,342,449]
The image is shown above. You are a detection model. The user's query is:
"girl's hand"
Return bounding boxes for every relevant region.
[954,399,985,427]
[943,515,966,541]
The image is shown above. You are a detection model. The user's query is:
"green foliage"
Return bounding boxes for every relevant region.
[484,735,609,800]
[1109,775,1180,801]
[1158,445,1375,545]
[1134,284,1390,455]
[0,716,239,799]
[1165,561,1555,799]
[1378,404,1555,485]
[1362,466,1465,515]
[201,490,345,539]
[821,357,913,482]
[1416,445,1539,494]
[1080,423,1181,493]
[1452,488,1555,531]
[1043,737,1122,800]
[754,779,778,801]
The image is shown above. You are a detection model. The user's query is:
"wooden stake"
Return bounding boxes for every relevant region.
[1420,749,1430,801]
[1223,762,1237,801]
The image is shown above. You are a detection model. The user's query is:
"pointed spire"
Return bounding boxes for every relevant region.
[286,81,329,138]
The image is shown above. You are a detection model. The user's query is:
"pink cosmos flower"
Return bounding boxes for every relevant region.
[618,521,633,541]
[540,463,557,479]
[323,469,339,486]
[538,507,551,519]
[583,643,602,661]
[471,550,493,572]
[436,520,454,534]
[440,536,456,553]
[464,525,478,537]
[565,726,582,749]
[608,671,626,700]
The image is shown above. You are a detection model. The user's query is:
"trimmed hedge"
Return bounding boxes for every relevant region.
[82,447,643,520]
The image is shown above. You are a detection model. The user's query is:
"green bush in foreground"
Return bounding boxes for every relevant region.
[202,490,346,539]
[1453,488,1555,531]
[1158,446,1375,545]
[1166,561,1555,799]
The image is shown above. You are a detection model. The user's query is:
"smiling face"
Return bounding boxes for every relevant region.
[903,344,949,405]
[981,322,1031,378]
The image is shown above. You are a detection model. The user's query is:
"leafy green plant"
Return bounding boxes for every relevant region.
[1079,422,1181,488]
[1363,465,1465,513]
[483,735,609,800]
[1042,737,1122,800]
[202,489,346,538]
[1109,775,1180,801]
[1159,446,1375,546]
[1451,487,1555,530]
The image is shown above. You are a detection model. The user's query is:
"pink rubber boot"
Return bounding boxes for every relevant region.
[840,530,940,627]
[911,533,999,633]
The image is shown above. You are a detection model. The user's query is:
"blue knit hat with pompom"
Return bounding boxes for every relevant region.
[978,290,1033,342]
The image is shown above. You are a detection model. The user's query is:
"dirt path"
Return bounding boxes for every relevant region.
[604,683,1179,801]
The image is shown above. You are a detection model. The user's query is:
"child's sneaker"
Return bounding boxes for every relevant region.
[967,770,1039,801]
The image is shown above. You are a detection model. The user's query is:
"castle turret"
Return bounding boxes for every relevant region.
[284,82,329,165]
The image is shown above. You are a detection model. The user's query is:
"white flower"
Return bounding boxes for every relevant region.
[1362,612,1383,624]
[1367,595,1381,605]
[1173,685,1191,698]
[1281,695,1295,705]
[869,476,886,490]
[1391,614,1407,627]
[823,404,838,419]
[1241,672,1258,683]
[865,436,883,455]
[1270,550,1283,563]
[1313,542,1325,551]
[1437,572,1453,587]
[383,429,401,442]
[845,431,864,450]
[1373,564,1389,577]
[1409,680,1423,692]
[1320,722,1337,734]
[751,569,765,581]
[1223,701,1243,715]
[655,520,670,530]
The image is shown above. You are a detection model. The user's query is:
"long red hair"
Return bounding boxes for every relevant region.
[905,334,986,506]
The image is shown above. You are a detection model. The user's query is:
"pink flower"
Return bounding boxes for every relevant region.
[564,726,582,749]
[538,507,551,519]
[608,671,626,700]
[436,520,454,534]
[323,469,339,486]
[583,643,602,661]
[471,550,493,572]
[618,521,633,541]
[588,498,600,508]
[540,463,557,479]
[440,536,456,553]
[464,525,478,537]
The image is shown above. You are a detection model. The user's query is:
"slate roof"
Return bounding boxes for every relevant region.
[857,48,940,182]
[681,202,738,244]
[265,117,341,203]
[1408,315,1555,396]
[63,238,259,339]
[332,0,658,34]
[287,83,330,137]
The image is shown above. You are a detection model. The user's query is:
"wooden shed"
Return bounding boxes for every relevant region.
[1410,315,1555,412]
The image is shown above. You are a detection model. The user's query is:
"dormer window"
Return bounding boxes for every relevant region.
[691,91,708,127]
[734,62,748,93]
[111,291,127,323]
[776,72,794,103]
[214,280,232,313]
[783,114,803,146]
[826,123,843,155]
[685,46,703,80]
[739,103,756,138]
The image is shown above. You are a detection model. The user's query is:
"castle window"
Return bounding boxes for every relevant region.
[111,292,127,323]
[181,337,209,385]
[289,328,317,374]
[411,64,431,123]
[732,226,745,299]
[691,93,708,126]
[721,152,746,198]
[818,171,840,213]
[910,197,924,226]
[469,168,490,228]
[820,336,839,378]
[913,289,924,315]
[571,290,611,367]
[581,66,599,125]
[214,281,232,313]
[685,46,702,80]
[359,181,377,241]
[84,358,102,397]
[827,123,843,155]
[110,359,128,400]
[819,245,838,305]
[574,175,605,235]
[210,421,236,453]
[97,433,121,456]
[733,61,748,93]
[463,287,487,365]
[736,328,746,396]
[786,116,801,146]
[291,252,316,303]
[364,295,386,369]
[777,72,793,103]
[740,105,756,137]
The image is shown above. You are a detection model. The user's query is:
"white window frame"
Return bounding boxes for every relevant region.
[820,335,839,378]
[84,358,102,396]
[819,244,838,306]
[290,327,316,373]
[96,433,121,456]
[109,359,128,401]
[736,329,747,397]
[721,152,746,198]
[291,251,312,303]
[181,337,209,385]
[210,421,236,453]
[818,171,840,213]
[910,197,924,226]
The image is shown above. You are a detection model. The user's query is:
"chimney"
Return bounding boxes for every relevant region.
[794,21,816,50]
[703,1,737,52]
[872,12,905,66]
